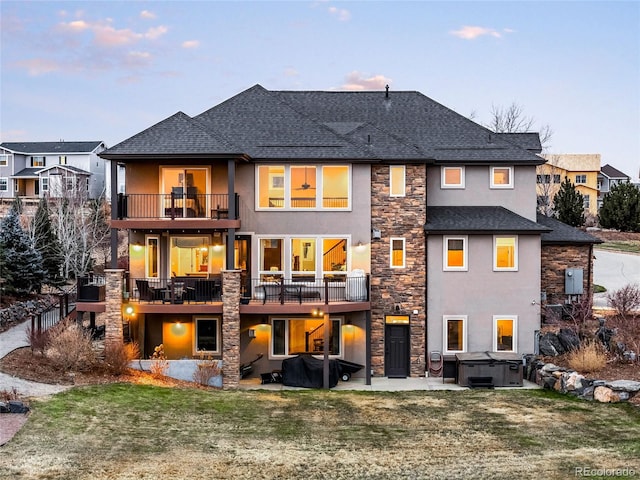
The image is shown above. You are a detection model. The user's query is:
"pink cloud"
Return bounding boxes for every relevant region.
[449,25,509,40]
[140,10,156,20]
[181,40,200,49]
[328,6,351,21]
[340,71,392,91]
[14,58,62,76]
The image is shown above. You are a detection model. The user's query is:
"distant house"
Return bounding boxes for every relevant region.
[597,164,630,209]
[537,154,601,216]
[0,141,108,201]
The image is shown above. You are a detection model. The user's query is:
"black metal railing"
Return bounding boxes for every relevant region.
[248,275,369,304]
[128,276,222,304]
[30,290,76,335]
[116,193,239,220]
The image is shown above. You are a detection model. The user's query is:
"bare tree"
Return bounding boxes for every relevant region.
[485,102,553,151]
[536,155,564,216]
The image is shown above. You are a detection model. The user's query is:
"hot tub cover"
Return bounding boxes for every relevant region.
[281,355,340,388]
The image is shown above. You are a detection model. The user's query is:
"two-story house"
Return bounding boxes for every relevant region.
[98,84,553,387]
[597,164,631,209]
[537,153,601,216]
[0,141,108,202]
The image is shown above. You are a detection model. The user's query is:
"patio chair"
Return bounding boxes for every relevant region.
[136,279,161,302]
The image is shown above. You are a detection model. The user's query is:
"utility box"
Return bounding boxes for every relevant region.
[456,352,523,387]
[565,268,584,295]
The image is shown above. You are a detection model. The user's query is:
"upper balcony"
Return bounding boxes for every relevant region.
[111,192,240,230]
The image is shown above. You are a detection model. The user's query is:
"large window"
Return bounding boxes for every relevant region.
[490,166,513,189]
[31,156,45,167]
[442,166,465,188]
[494,236,517,271]
[161,167,209,218]
[390,237,405,268]
[146,236,159,278]
[390,165,405,196]
[195,318,220,354]
[493,316,517,352]
[257,165,350,210]
[170,236,212,277]
[259,238,283,280]
[271,317,342,357]
[443,236,467,271]
[291,238,316,279]
[443,316,467,354]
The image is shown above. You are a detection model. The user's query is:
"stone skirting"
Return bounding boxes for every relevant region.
[221,270,241,389]
[104,269,125,352]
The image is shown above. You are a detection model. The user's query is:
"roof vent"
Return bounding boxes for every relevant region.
[385,85,389,98]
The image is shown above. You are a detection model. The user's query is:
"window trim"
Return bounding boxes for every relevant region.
[194,317,221,355]
[390,237,406,269]
[30,156,45,167]
[41,177,49,192]
[575,174,587,184]
[441,166,465,189]
[145,235,160,279]
[0,177,8,191]
[490,166,514,189]
[493,235,518,271]
[493,315,517,353]
[390,165,406,197]
[0,154,9,167]
[443,315,467,354]
[270,316,343,359]
[443,235,468,271]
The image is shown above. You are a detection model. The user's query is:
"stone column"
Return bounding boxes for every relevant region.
[222,269,241,389]
[104,269,125,350]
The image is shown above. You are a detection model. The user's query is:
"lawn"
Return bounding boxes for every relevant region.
[1,385,639,480]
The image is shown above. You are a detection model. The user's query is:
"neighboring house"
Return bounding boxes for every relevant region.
[537,154,601,216]
[597,164,630,209]
[0,141,108,201]
[94,84,577,387]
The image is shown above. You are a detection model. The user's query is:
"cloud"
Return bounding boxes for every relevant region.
[14,58,62,76]
[140,10,156,20]
[181,40,200,49]
[339,71,391,91]
[57,18,168,47]
[328,6,351,21]
[450,25,506,40]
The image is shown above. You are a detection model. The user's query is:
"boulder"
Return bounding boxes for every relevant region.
[605,380,640,393]
[539,332,565,356]
[566,372,585,391]
[557,328,580,352]
[594,386,622,403]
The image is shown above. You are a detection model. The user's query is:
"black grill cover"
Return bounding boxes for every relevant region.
[281,354,340,388]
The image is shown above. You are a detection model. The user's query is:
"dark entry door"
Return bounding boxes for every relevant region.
[385,324,410,378]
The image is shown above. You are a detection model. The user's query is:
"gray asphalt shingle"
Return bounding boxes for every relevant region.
[425,206,550,234]
[536,214,603,245]
[1,141,103,154]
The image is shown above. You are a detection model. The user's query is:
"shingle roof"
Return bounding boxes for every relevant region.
[425,206,550,234]
[102,84,545,164]
[600,164,630,180]
[11,168,43,178]
[101,112,242,159]
[536,214,603,245]
[0,141,104,154]
[495,133,542,152]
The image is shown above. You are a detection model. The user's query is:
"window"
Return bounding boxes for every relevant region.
[390,165,405,196]
[322,238,347,279]
[493,316,517,352]
[390,237,405,268]
[41,178,48,191]
[490,166,513,188]
[161,167,209,218]
[443,236,467,271]
[59,156,67,165]
[575,174,587,184]
[0,154,9,166]
[0,178,7,191]
[195,318,220,354]
[553,174,561,184]
[259,238,283,280]
[583,194,590,209]
[291,238,316,279]
[146,236,159,278]
[443,316,467,354]
[441,166,465,188]
[494,236,517,271]
[536,174,550,184]
[170,236,212,277]
[257,165,350,210]
[31,156,45,167]
[271,317,341,357]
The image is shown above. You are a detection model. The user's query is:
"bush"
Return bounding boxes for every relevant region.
[104,342,140,375]
[193,355,221,386]
[607,284,640,319]
[26,325,50,355]
[149,343,168,377]
[567,341,607,373]
[45,319,96,372]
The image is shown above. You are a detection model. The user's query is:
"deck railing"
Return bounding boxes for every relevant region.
[248,275,369,304]
[116,193,239,220]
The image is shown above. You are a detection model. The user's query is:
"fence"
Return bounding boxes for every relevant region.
[30,290,76,335]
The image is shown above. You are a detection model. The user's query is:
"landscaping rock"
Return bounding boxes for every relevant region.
[0,402,9,413]
[539,333,564,356]
[557,328,580,352]
[605,380,640,393]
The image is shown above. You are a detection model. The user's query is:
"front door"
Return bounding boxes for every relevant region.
[385,324,410,378]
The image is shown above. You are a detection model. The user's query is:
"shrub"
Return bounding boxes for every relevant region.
[567,341,607,373]
[607,284,640,319]
[104,342,140,375]
[26,325,50,355]
[45,319,96,372]
[606,312,640,364]
[193,355,221,386]
[149,343,168,377]
[0,387,20,402]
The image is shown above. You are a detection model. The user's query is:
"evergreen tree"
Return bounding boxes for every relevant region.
[0,201,46,295]
[553,177,585,227]
[599,182,640,232]
[33,198,64,286]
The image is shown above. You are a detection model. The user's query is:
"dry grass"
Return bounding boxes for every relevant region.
[0,386,639,480]
[567,341,608,373]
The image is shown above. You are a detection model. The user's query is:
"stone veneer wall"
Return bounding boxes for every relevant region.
[104,269,125,351]
[222,270,241,389]
[541,244,593,304]
[370,164,427,376]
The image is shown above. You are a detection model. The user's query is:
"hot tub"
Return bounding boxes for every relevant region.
[456,352,524,387]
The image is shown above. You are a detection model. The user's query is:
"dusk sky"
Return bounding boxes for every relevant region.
[1,1,638,180]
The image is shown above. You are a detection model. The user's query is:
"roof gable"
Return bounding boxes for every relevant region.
[600,164,630,179]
